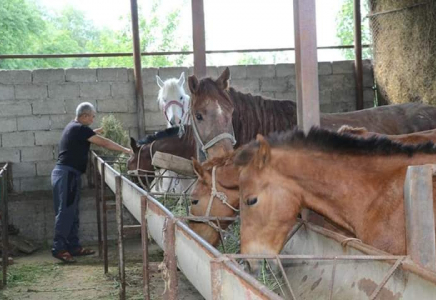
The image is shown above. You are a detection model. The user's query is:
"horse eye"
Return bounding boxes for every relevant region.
[191,199,199,205]
[246,197,258,206]
[180,96,183,101]
[195,113,203,121]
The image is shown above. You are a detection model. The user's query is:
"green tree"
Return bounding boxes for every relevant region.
[336,0,372,60]
[0,0,46,69]
[87,0,190,68]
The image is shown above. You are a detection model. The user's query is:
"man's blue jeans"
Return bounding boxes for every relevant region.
[51,165,82,255]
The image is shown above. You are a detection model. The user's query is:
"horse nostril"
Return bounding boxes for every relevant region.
[191,199,199,205]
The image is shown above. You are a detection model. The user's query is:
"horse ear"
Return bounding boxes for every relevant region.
[130,137,139,153]
[188,75,199,94]
[216,67,230,90]
[156,75,165,88]
[178,72,185,87]
[253,134,271,170]
[192,159,204,178]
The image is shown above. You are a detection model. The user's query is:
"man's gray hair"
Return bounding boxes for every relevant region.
[76,102,96,117]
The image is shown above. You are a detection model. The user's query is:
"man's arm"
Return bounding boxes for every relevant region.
[88,135,133,155]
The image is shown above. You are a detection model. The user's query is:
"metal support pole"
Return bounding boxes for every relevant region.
[293,0,320,134]
[163,218,178,300]
[115,176,126,300]
[191,0,207,78]
[130,0,146,138]
[354,0,364,110]
[101,162,109,274]
[140,196,150,300]
[0,165,8,288]
[94,156,102,258]
[404,165,436,271]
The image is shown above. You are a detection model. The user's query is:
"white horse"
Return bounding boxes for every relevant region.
[153,72,194,196]
[156,72,190,127]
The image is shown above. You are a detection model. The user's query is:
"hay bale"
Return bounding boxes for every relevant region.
[369,0,436,105]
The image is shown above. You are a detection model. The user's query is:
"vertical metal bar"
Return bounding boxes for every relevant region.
[210,259,222,300]
[163,218,178,300]
[87,152,94,188]
[140,196,150,300]
[94,156,102,258]
[191,0,207,78]
[0,168,8,288]
[293,0,320,134]
[404,165,436,271]
[130,0,146,138]
[101,162,109,274]
[354,0,364,110]
[328,258,337,300]
[115,176,126,300]
[275,256,296,300]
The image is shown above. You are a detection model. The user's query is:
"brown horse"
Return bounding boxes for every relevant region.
[338,125,436,144]
[233,128,436,270]
[127,126,196,190]
[189,126,436,246]
[189,154,239,246]
[188,67,436,159]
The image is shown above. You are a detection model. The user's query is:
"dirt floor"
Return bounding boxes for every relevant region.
[0,238,204,300]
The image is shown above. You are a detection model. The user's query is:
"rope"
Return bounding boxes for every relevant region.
[341,237,362,247]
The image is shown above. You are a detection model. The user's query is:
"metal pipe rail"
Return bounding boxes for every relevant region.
[0,163,9,289]
[91,151,282,299]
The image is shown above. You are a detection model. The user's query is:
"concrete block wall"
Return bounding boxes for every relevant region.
[0,60,374,192]
[7,189,138,244]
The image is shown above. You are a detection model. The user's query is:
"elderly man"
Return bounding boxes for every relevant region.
[51,102,132,263]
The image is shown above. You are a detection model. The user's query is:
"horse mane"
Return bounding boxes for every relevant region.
[235,127,436,166]
[138,127,181,145]
[229,88,298,147]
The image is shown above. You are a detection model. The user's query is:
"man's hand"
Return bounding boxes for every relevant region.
[94,127,104,134]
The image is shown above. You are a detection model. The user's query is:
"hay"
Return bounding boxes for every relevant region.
[369,0,436,105]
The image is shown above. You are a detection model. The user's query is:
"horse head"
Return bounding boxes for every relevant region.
[234,134,303,274]
[188,156,240,247]
[157,72,190,127]
[126,137,154,189]
[188,67,236,159]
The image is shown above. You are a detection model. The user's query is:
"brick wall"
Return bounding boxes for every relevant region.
[0,61,374,192]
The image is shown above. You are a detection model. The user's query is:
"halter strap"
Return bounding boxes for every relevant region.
[126,142,156,191]
[163,100,185,123]
[205,166,239,217]
[190,109,237,159]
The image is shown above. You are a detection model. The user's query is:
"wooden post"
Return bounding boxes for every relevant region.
[354,0,364,110]
[115,176,126,299]
[140,196,150,300]
[130,0,146,138]
[163,218,178,300]
[191,0,207,78]
[293,0,320,134]
[404,165,436,271]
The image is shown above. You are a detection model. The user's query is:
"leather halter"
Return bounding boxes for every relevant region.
[190,109,237,159]
[163,100,185,124]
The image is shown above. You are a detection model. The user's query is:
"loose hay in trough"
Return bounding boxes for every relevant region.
[369,0,436,105]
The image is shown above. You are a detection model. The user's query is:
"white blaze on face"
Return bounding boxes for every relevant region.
[216,102,224,116]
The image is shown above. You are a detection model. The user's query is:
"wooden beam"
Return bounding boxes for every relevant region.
[293,0,320,134]
[130,0,146,138]
[191,0,207,78]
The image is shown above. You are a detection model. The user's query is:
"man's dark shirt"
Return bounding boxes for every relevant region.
[57,120,96,173]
